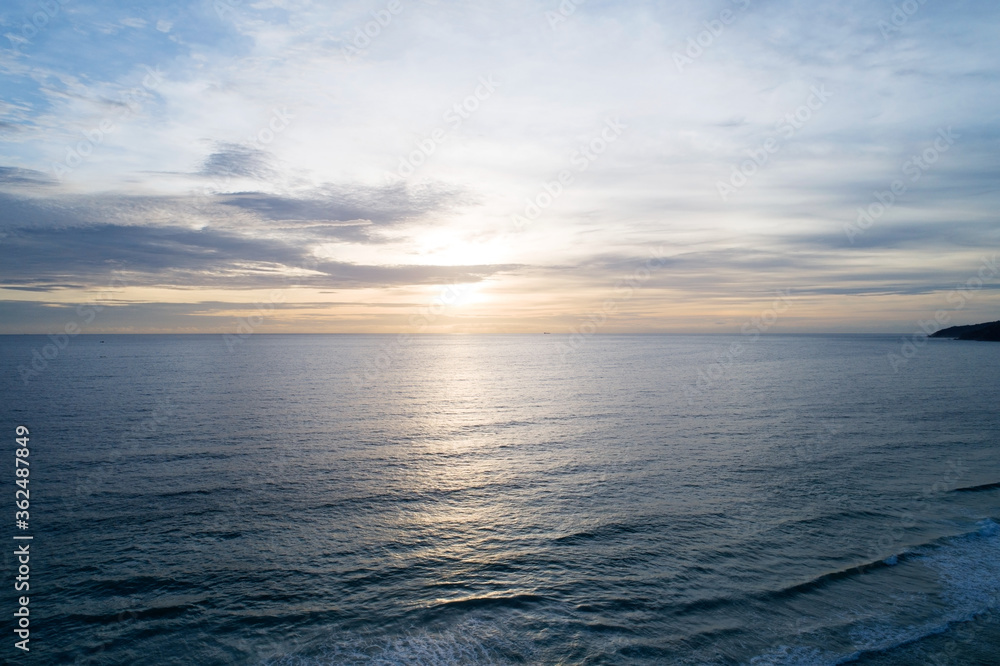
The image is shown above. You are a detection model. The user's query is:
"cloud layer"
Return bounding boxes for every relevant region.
[1,0,998,332]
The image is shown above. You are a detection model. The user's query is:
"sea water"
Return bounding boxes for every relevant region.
[1,334,998,664]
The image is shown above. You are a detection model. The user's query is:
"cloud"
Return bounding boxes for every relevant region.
[0,175,463,234]
[0,167,55,186]
[199,144,276,180]
[0,173,501,292]
[0,223,520,291]
[552,245,1000,300]
[215,181,466,225]
[2,0,1000,331]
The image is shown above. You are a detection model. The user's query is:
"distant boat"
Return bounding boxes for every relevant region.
[543,332,550,334]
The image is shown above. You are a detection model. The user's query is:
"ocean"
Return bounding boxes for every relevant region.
[1,333,998,665]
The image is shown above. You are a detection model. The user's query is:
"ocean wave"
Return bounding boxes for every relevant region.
[263,618,532,666]
[745,519,1000,666]
[428,593,546,612]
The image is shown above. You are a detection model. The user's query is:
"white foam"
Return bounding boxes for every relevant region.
[926,518,1000,613]
[745,519,1000,666]
[264,618,529,666]
[977,518,1000,537]
[747,644,829,666]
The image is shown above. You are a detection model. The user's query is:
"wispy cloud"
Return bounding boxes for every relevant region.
[0,0,998,332]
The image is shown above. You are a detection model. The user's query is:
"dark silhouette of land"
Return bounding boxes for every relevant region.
[953,481,1000,492]
[930,320,1000,342]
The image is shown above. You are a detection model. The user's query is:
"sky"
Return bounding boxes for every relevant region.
[0,0,998,334]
